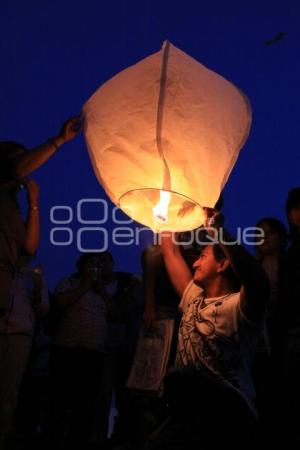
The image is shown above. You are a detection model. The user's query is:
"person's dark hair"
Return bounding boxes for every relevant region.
[212,244,241,291]
[0,141,26,159]
[285,187,300,216]
[0,141,26,185]
[76,251,114,273]
[256,217,288,252]
[182,247,199,271]
[285,187,300,239]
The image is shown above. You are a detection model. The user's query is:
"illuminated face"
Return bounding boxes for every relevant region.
[258,222,282,256]
[192,245,222,287]
[288,205,300,231]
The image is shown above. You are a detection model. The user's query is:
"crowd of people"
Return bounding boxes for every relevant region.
[0,120,300,450]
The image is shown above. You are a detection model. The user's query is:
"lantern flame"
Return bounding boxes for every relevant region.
[153,190,171,223]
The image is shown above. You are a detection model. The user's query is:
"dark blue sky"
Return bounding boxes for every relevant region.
[1,0,299,288]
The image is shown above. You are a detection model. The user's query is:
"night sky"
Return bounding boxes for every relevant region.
[1,0,299,289]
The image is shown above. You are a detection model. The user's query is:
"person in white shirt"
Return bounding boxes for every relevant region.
[146,208,269,449]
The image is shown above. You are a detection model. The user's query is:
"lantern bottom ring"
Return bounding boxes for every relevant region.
[119,188,205,232]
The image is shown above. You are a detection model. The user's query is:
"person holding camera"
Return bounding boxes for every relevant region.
[48,252,117,450]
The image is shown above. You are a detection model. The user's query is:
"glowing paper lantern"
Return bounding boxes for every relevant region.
[83,41,251,232]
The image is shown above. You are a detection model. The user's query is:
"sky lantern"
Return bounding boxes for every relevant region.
[83,41,251,232]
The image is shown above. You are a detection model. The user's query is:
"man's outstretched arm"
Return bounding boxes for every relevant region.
[160,232,193,297]
[14,116,82,178]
